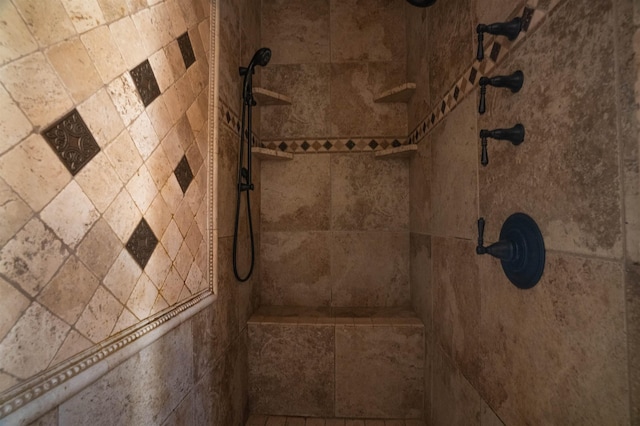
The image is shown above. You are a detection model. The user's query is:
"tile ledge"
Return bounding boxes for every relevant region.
[0,292,215,425]
[374,144,418,158]
[252,147,294,161]
[374,83,416,103]
[253,87,292,105]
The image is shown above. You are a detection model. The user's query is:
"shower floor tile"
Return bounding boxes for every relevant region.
[246,415,426,426]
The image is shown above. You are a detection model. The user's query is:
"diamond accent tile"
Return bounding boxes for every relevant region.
[41,109,100,176]
[454,86,460,100]
[522,7,534,32]
[174,155,194,194]
[490,42,502,62]
[301,141,310,151]
[130,59,161,107]
[323,141,332,150]
[440,100,446,113]
[469,67,478,84]
[346,140,356,150]
[126,218,158,269]
[392,139,401,148]
[279,142,288,151]
[177,32,196,69]
[368,140,378,149]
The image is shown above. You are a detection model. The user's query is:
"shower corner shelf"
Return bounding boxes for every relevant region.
[374,83,416,103]
[374,144,418,158]
[253,87,292,105]
[252,147,293,161]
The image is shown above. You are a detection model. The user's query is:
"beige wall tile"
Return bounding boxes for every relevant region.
[106,72,145,126]
[103,189,142,243]
[77,88,125,148]
[478,252,628,424]
[104,129,144,183]
[109,16,148,69]
[406,5,430,131]
[166,0,187,38]
[261,231,332,306]
[248,323,335,417]
[161,266,183,305]
[480,399,504,426]
[40,180,100,248]
[13,0,76,47]
[0,277,30,341]
[331,231,410,307]
[478,0,622,258]
[331,153,409,231]
[261,0,330,65]
[37,256,100,325]
[146,97,174,140]
[96,0,130,22]
[174,241,194,279]
[0,177,33,247]
[409,135,431,234]
[144,244,172,288]
[161,175,184,215]
[0,2,38,66]
[75,151,123,213]
[75,286,123,343]
[131,8,163,56]
[330,0,405,63]
[431,344,481,426]
[126,273,159,319]
[161,219,183,260]
[145,193,172,240]
[149,48,176,92]
[185,263,204,293]
[0,134,71,212]
[0,52,73,127]
[76,218,122,279]
[335,325,423,418]
[0,303,69,383]
[329,62,407,137]
[59,0,106,34]
[145,145,172,189]
[427,0,473,107]
[111,307,138,335]
[410,233,432,332]
[126,164,158,214]
[50,330,92,367]
[46,37,102,103]
[103,250,142,304]
[261,155,331,232]
[81,25,128,84]
[430,96,478,240]
[129,112,160,161]
[0,84,32,155]
[0,218,69,296]
[473,0,524,27]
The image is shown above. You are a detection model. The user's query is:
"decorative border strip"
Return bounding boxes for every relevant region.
[408,1,548,145]
[209,0,217,293]
[220,0,552,155]
[0,291,212,420]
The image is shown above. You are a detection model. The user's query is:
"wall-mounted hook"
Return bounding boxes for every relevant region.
[476,214,545,289]
[479,124,524,166]
[479,70,524,114]
[476,17,522,61]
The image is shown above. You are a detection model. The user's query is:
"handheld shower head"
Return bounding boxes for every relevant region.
[406,0,436,6]
[248,47,271,69]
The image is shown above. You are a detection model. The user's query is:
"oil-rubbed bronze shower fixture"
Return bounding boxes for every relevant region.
[476,213,545,289]
[478,70,524,114]
[476,16,522,60]
[479,124,524,166]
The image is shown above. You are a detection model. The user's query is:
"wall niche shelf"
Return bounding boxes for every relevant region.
[252,147,293,161]
[374,144,418,159]
[253,87,292,105]
[374,83,416,103]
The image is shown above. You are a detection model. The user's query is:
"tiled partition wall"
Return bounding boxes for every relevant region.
[408,0,639,424]
[0,0,260,424]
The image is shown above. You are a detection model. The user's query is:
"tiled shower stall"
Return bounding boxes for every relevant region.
[0,0,638,425]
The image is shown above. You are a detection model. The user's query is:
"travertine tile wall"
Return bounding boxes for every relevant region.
[0,0,210,399]
[259,0,411,309]
[408,0,639,424]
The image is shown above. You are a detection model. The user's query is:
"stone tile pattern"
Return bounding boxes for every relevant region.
[125,218,158,269]
[0,0,211,403]
[41,109,100,175]
[174,155,194,194]
[129,59,161,107]
[246,415,426,425]
[178,32,196,69]
[407,0,635,425]
[248,307,424,419]
[260,153,409,307]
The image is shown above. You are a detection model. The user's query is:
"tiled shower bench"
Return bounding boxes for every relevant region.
[247,306,425,421]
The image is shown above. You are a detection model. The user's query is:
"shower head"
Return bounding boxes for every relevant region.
[248,47,271,69]
[406,0,436,6]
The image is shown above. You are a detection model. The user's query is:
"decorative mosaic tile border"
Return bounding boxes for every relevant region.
[220,0,551,155]
[407,1,549,145]
[0,291,213,421]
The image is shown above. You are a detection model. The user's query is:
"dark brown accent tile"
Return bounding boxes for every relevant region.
[174,155,194,194]
[125,218,158,269]
[521,7,534,32]
[178,32,196,69]
[489,42,501,62]
[41,109,100,175]
[130,59,161,107]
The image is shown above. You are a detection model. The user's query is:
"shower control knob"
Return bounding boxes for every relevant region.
[478,124,525,166]
[476,17,522,60]
[478,70,524,114]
